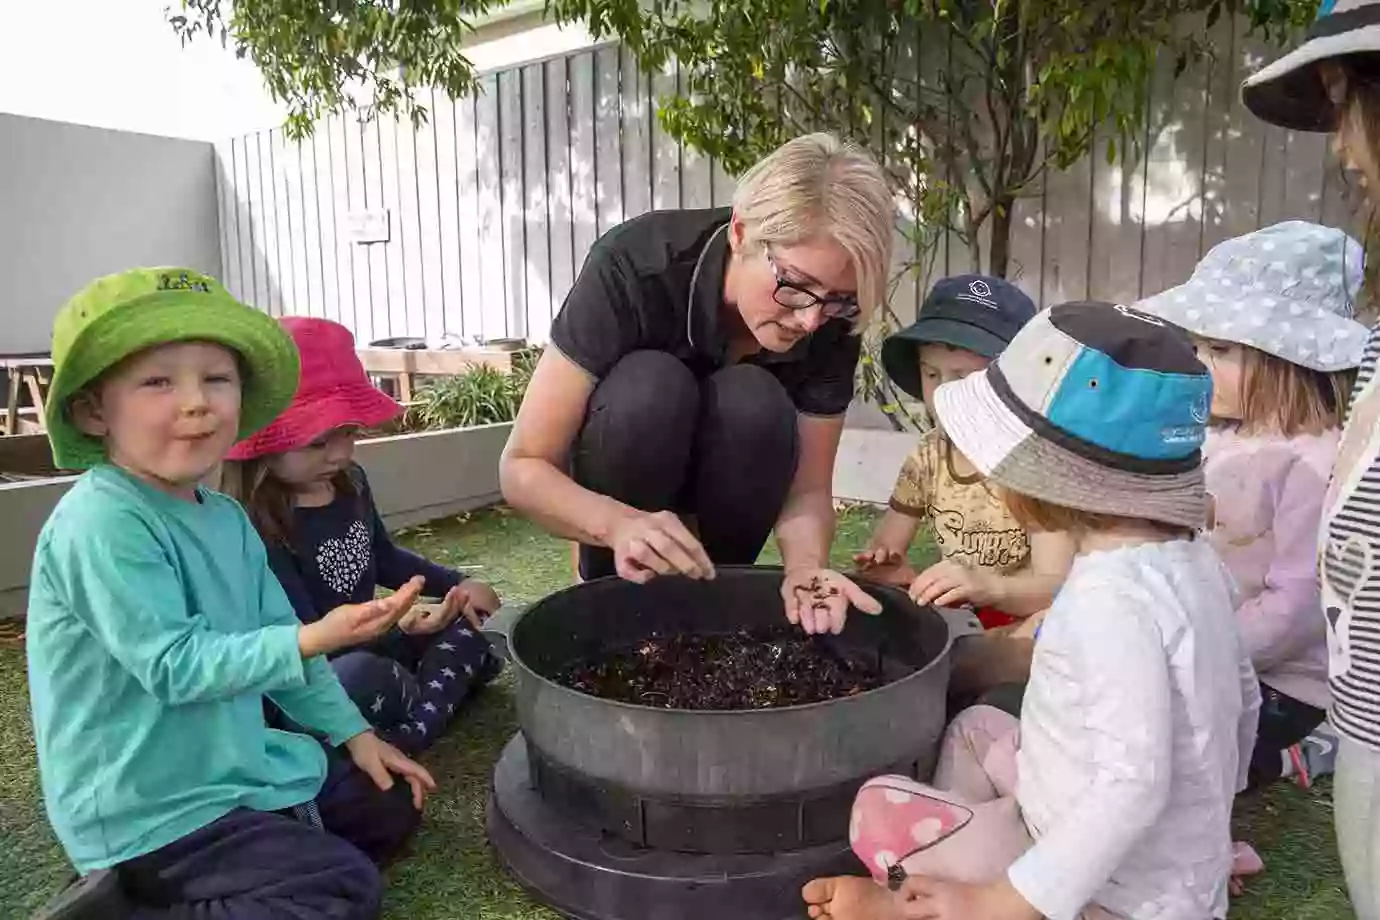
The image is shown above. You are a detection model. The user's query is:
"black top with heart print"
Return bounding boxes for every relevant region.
[265,464,464,637]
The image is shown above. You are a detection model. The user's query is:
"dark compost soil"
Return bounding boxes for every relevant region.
[556,628,890,710]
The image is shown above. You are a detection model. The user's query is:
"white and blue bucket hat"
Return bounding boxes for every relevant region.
[1135,222,1368,373]
[933,302,1211,529]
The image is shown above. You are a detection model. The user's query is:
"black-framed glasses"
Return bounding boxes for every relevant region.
[766,251,860,320]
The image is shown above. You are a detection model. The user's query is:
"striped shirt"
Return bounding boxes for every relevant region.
[1321,322,1380,750]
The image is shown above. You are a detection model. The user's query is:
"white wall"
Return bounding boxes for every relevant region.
[0,0,285,142]
[0,113,223,354]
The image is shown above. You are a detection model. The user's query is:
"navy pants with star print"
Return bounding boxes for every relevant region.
[331,620,502,755]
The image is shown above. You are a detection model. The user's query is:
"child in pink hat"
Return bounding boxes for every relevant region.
[223,317,503,754]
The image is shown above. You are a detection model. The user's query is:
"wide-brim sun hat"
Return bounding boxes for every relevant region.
[226,316,401,461]
[46,268,300,471]
[1135,221,1368,372]
[882,274,1038,399]
[1242,0,1380,131]
[933,302,1212,530]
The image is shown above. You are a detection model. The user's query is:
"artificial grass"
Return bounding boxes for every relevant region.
[0,505,1353,918]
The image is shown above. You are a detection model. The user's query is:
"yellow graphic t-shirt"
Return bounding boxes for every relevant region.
[889,428,1031,573]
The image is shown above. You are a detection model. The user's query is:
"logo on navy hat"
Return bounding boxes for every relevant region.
[957,279,998,310]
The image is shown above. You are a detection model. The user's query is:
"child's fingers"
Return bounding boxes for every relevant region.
[929,586,969,608]
[358,753,395,793]
[405,772,427,810]
[394,576,426,606]
[460,605,484,631]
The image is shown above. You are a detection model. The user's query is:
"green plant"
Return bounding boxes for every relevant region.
[168,0,505,139]
[405,350,537,431]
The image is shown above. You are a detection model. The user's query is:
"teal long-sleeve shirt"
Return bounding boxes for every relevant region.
[26,465,369,873]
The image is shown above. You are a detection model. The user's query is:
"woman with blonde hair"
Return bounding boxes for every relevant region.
[1245,3,1380,915]
[501,133,895,626]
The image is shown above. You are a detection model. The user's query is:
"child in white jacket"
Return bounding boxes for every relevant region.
[803,302,1260,920]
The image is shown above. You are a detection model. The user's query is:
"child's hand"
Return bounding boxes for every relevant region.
[459,579,501,624]
[344,730,436,810]
[398,599,452,636]
[853,546,920,588]
[909,560,998,609]
[299,576,425,657]
[782,568,883,635]
[398,580,501,635]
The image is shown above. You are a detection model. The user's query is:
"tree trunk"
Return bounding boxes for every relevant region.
[988,194,1015,279]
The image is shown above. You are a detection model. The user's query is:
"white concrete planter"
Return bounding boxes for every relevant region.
[0,422,513,619]
[2,421,905,617]
[354,422,511,530]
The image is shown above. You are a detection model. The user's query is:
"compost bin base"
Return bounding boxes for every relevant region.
[487,734,860,920]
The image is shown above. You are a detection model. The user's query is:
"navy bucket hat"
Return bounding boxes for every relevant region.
[882,275,1038,400]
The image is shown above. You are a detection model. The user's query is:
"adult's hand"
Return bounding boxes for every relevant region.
[782,568,883,635]
[608,510,716,583]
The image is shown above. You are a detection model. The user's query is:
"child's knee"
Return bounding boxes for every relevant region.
[850,776,973,881]
[335,846,385,918]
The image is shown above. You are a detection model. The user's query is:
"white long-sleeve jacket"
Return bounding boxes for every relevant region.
[1007,539,1261,920]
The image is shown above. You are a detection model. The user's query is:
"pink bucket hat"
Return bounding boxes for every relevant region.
[227,317,401,460]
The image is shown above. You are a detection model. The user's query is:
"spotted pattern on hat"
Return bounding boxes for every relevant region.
[1135,221,1369,372]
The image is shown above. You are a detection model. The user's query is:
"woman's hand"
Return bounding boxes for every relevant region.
[299,577,425,658]
[853,546,920,588]
[344,731,437,810]
[609,510,716,583]
[782,568,883,634]
[908,561,999,609]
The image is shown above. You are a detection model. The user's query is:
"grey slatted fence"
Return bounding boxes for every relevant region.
[214,22,1360,346]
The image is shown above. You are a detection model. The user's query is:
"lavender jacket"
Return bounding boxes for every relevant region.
[1205,427,1336,710]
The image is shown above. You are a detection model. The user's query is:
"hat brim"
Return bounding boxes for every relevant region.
[226,385,402,460]
[882,319,1005,400]
[1135,283,1368,372]
[45,292,300,470]
[933,369,1206,530]
[1241,28,1380,131]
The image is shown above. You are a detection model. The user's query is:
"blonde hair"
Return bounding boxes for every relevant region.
[731,133,895,323]
[1000,488,1195,541]
[1238,346,1353,437]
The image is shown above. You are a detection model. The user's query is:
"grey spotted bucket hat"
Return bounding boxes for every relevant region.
[1134,222,1369,372]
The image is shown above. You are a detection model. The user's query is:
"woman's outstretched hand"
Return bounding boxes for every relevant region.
[782,568,883,635]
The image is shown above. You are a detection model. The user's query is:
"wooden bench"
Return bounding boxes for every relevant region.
[1,354,52,436]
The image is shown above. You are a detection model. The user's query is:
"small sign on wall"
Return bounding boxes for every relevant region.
[344,209,391,244]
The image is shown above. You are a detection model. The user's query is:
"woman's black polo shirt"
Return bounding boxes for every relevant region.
[548,207,861,418]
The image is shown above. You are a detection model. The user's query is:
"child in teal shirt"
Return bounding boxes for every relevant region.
[27,268,433,919]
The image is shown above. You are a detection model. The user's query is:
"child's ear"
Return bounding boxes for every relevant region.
[69,391,108,438]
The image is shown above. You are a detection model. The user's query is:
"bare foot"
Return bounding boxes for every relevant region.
[802,876,906,920]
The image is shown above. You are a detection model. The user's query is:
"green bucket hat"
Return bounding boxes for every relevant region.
[46,268,301,470]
